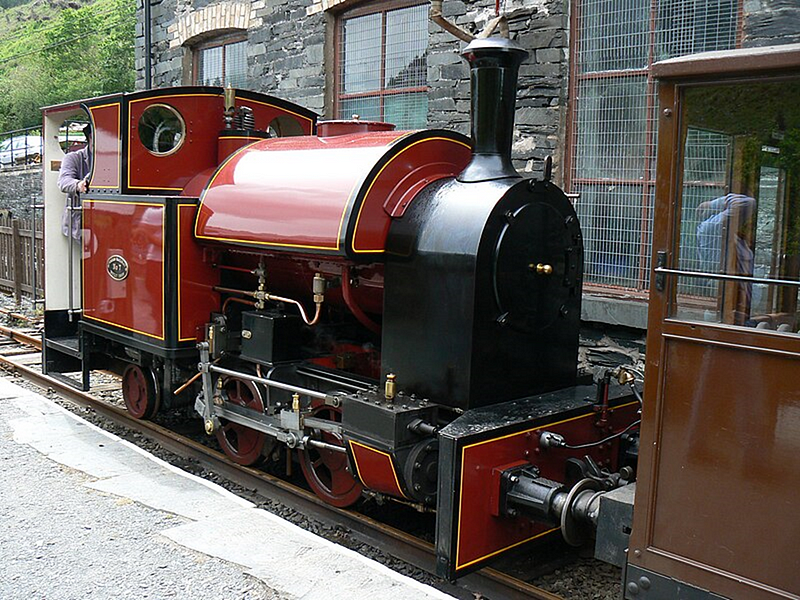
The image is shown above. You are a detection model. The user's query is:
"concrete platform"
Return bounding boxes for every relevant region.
[0,376,454,600]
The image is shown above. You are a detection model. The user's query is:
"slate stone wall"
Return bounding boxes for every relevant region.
[0,166,41,217]
[426,0,569,181]
[743,0,800,46]
[136,0,568,178]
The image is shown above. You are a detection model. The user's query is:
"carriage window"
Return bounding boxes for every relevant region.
[672,81,800,335]
[138,104,185,156]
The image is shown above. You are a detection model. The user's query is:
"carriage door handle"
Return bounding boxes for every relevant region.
[654,251,667,291]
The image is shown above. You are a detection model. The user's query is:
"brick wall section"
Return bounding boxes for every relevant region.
[0,166,42,217]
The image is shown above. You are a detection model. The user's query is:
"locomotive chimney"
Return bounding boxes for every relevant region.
[458,37,528,183]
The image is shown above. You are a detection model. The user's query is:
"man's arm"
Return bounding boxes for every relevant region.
[58,151,87,195]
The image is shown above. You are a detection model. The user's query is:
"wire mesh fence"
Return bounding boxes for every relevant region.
[570,0,740,292]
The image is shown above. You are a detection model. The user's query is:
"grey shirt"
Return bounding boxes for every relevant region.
[58,146,91,240]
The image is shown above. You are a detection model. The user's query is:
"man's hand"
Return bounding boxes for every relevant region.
[77,179,89,194]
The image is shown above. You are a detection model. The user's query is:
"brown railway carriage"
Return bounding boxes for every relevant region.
[629,45,800,599]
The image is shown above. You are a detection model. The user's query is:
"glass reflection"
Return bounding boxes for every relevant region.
[673,81,800,334]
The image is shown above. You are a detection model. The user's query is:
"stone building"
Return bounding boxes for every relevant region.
[136,0,800,340]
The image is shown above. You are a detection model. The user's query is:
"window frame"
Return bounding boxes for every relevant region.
[564,0,744,298]
[333,0,429,125]
[192,33,248,88]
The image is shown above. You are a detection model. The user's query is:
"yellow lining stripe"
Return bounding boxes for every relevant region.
[84,200,163,207]
[126,93,219,190]
[457,527,560,571]
[348,440,408,499]
[351,136,471,254]
[177,203,200,342]
[218,136,268,140]
[88,102,121,189]
[81,199,166,341]
[454,401,639,570]
[128,185,184,191]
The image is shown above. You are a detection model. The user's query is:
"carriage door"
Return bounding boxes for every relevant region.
[626,53,800,600]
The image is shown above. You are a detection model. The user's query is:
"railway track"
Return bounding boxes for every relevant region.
[0,324,565,600]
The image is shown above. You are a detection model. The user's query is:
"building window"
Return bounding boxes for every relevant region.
[567,0,739,293]
[195,37,247,88]
[336,2,428,130]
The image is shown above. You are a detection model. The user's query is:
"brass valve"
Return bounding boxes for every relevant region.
[529,263,554,275]
[292,393,301,413]
[313,273,325,304]
[385,373,397,401]
[616,368,635,385]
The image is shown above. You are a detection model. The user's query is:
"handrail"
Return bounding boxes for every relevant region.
[654,267,800,288]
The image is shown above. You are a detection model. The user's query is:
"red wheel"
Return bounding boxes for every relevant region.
[122,364,160,420]
[298,405,363,507]
[216,378,267,466]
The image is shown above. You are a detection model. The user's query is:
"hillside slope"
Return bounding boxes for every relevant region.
[0,0,134,131]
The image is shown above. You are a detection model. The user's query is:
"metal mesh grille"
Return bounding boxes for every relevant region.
[197,40,248,88]
[338,4,428,129]
[571,0,739,292]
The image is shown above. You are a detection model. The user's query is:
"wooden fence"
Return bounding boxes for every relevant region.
[0,215,44,301]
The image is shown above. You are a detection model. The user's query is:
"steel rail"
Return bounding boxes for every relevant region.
[0,338,562,600]
[0,324,41,348]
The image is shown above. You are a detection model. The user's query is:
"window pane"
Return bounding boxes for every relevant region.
[198,46,223,86]
[385,5,428,89]
[575,183,653,289]
[673,81,800,333]
[574,77,650,180]
[225,40,248,88]
[578,0,649,73]
[342,13,381,94]
[339,96,381,122]
[384,92,428,130]
[655,0,738,62]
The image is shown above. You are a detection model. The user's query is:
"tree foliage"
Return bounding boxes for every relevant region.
[0,0,135,131]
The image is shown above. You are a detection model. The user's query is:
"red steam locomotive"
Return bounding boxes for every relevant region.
[41,36,638,580]
[40,33,800,599]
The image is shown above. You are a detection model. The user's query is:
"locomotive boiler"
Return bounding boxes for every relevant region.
[42,36,639,579]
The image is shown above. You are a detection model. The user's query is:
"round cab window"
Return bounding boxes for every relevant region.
[138,104,185,155]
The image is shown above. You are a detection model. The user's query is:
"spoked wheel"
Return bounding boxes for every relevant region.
[298,405,363,507]
[216,378,267,466]
[122,364,160,420]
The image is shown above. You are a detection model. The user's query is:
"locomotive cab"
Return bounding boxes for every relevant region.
[41,87,316,399]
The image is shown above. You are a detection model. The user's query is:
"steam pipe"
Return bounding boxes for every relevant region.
[430,0,474,42]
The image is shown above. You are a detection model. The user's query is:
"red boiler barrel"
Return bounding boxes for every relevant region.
[194,129,471,259]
